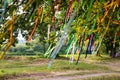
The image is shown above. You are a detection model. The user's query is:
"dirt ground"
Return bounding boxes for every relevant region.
[6,56,120,80]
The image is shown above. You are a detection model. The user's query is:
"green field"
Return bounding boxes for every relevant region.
[0,55,120,80]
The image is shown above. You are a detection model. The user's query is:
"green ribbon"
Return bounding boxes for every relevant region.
[48,1,80,68]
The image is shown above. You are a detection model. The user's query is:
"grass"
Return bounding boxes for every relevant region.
[0,55,110,79]
[51,60,109,71]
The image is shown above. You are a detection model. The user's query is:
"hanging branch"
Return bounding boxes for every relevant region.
[75,0,95,64]
[84,0,94,25]
[85,32,95,58]
[69,34,78,63]
[66,34,75,57]
[64,0,74,19]
[0,10,15,59]
[93,0,116,56]
[0,0,35,59]
[76,29,86,65]
[27,6,43,42]
[48,1,80,68]
[0,0,7,24]
[4,0,35,28]
[94,18,111,56]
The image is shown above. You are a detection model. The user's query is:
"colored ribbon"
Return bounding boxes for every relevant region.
[48,1,80,68]
[85,33,95,58]
[27,6,42,42]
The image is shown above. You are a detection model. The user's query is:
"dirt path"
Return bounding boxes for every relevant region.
[8,71,120,80]
[94,58,120,72]
[7,57,120,80]
[100,62,120,71]
[41,72,120,80]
